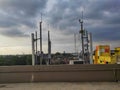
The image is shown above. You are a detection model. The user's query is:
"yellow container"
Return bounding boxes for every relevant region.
[94,45,111,64]
[111,55,117,64]
[98,56,111,64]
[115,47,120,55]
[114,47,120,63]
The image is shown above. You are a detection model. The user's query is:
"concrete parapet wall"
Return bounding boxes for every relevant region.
[0,64,120,83]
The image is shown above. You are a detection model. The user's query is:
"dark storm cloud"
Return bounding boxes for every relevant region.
[0,0,47,37]
[0,0,120,42]
[47,0,83,31]
[47,0,120,42]
[0,0,47,18]
[90,27,120,41]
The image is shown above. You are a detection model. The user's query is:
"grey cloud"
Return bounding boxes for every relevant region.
[0,29,29,37]
[0,0,48,38]
[47,0,86,29]
[89,26,120,41]
[0,0,120,47]
[47,0,120,42]
[0,0,47,28]
[0,0,47,18]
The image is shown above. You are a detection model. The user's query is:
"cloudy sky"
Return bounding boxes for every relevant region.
[0,0,120,55]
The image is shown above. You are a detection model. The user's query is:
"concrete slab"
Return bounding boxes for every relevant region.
[0,82,119,90]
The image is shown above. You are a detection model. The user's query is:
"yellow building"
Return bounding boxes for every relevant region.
[115,47,120,55]
[111,54,117,64]
[114,47,120,64]
[93,45,119,64]
[94,45,111,64]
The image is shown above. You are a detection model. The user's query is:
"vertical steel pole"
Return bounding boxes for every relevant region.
[31,33,35,66]
[89,33,93,64]
[48,31,51,65]
[74,33,77,54]
[40,22,42,65]
[35,31,37,64]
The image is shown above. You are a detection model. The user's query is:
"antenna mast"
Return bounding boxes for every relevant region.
[79,11,84,62]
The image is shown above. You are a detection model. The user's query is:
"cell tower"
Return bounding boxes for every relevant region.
[31,13,53,65]
[79,11,93,64]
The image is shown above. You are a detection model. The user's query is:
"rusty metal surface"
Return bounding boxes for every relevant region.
[0,64,120,83]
